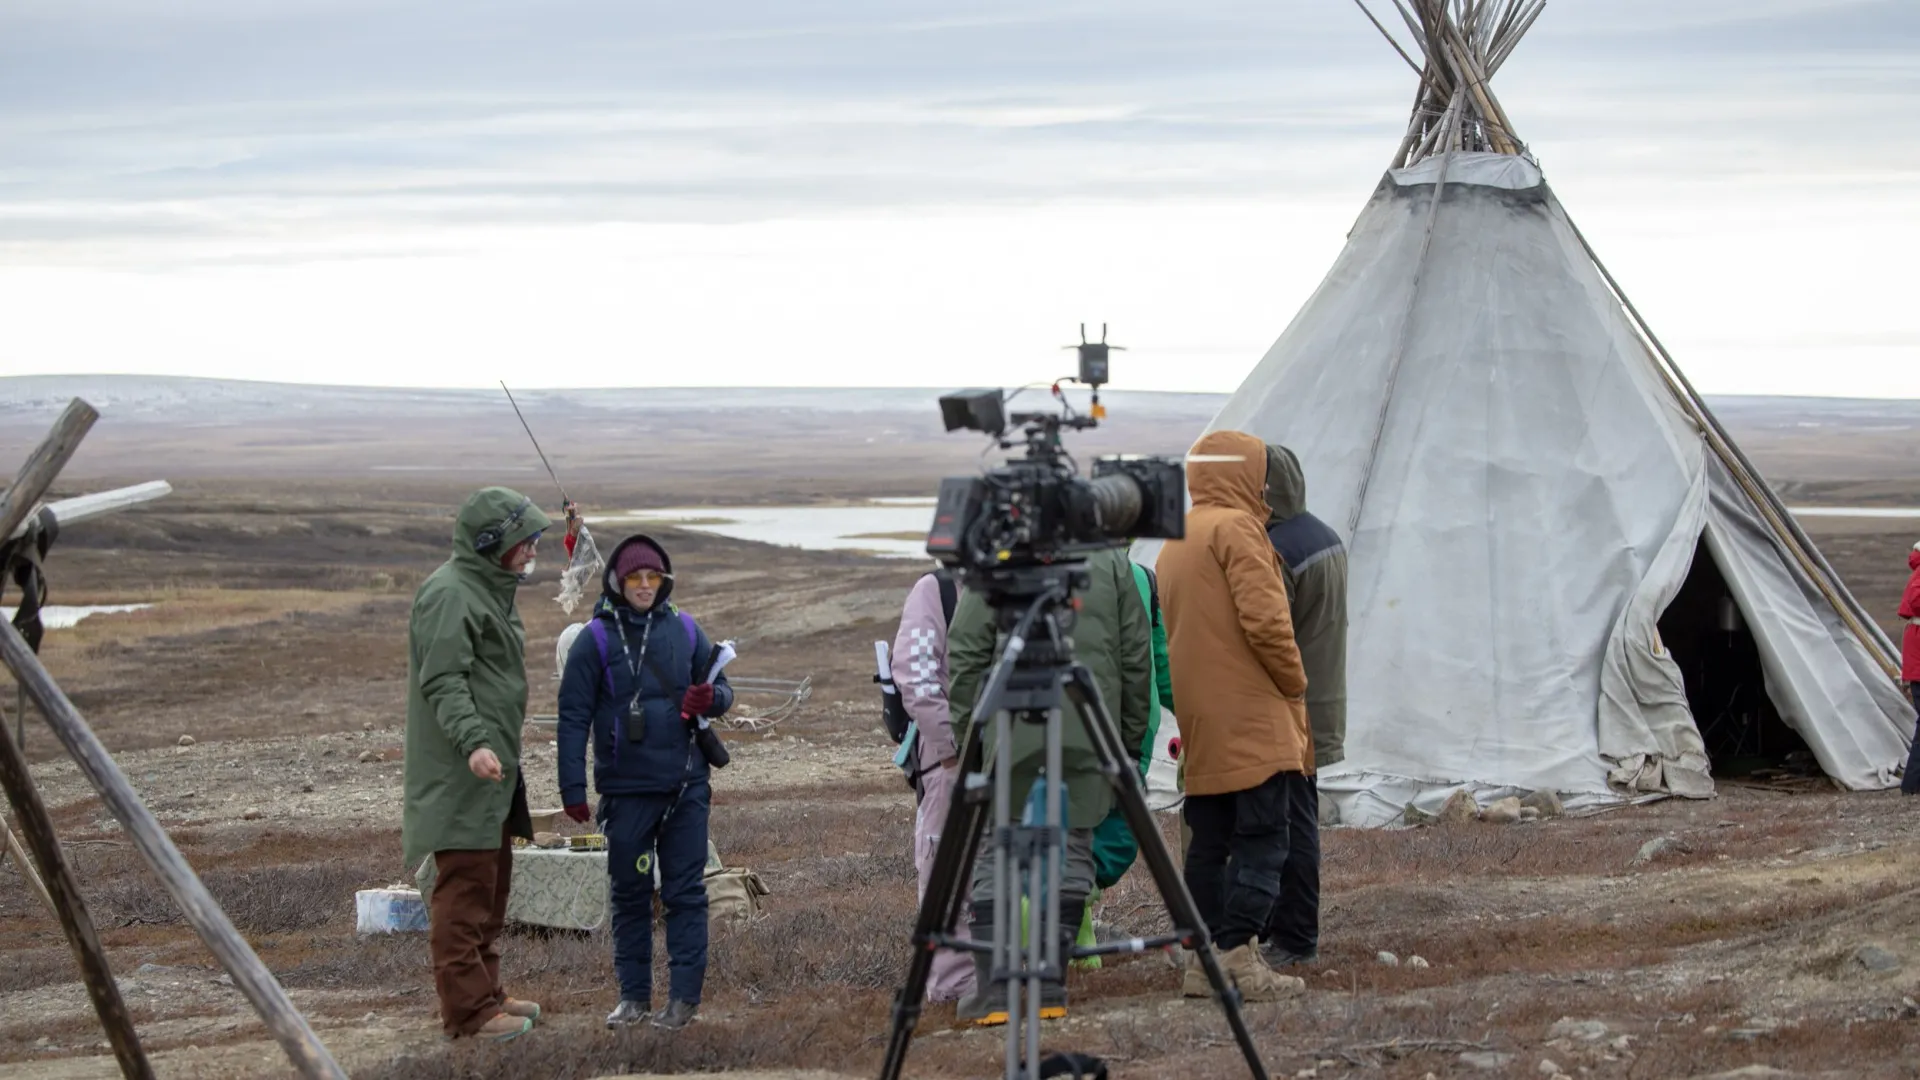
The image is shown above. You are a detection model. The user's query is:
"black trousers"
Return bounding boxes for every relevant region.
[1260,775,1319,954]
[1903,684,1920,795]
[1182,769,1309,952]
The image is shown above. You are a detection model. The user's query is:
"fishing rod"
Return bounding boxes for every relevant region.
[500,381,570,506]
[500,381,581,545]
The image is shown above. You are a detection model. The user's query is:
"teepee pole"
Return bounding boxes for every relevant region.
[1563,218,1901,679]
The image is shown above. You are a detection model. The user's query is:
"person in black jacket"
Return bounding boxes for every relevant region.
[557,535,733,1032]
[1259,445,1348,968]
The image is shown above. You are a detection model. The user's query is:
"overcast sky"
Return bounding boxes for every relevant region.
[2,0,1915,395]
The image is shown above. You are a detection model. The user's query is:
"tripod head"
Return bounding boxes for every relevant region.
[965,557,1104,720]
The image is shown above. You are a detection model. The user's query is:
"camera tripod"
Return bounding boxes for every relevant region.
[879,566,1268,1080]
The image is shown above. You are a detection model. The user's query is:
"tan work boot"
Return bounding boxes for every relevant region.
[475,1013,533,1042]
[1221,943,1306,1003]
[499,997,541,1023]
[1181,947,1214,998]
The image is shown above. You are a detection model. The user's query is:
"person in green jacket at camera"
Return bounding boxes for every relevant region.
[1071,560,1178,967]
[947,545,1153,1025]
[402,487,552,1043]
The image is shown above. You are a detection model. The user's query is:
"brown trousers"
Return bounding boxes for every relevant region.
[430,825,513,1036]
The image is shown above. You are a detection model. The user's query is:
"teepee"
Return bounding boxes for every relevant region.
[1196,0,1913,825]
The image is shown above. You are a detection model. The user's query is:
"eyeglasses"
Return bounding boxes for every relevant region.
[622,570,671,588]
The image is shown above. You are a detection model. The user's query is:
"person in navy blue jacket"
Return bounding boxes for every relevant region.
[557,534,733,1032]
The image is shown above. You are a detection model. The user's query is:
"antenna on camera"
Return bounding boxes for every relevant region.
[1066,323,1122,420]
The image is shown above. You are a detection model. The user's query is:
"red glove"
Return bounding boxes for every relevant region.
[1168,737,1182,761]
[681,683,715,719]
[564,803,591,824]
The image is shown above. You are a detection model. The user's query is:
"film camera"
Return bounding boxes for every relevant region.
[886,331,1266,1080]
[925,327,1185,582]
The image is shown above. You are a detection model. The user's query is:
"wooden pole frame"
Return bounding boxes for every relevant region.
[0,400,347,1080]
[0,699,153,1080]
[2,814,57,915]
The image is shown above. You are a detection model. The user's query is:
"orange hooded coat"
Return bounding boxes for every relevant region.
[1158,429,1312,796]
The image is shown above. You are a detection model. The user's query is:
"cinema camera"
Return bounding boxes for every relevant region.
[925,326,1185,584]
[885,330,1266,1080]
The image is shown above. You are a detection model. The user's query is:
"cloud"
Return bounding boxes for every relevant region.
[0,1,1916,395]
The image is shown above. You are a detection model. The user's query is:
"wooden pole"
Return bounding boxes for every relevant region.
[0,620,349,1080]
[8,481,174,544]
[0,399,98,545]
[0,701,154,1080]
[3,815,57,915]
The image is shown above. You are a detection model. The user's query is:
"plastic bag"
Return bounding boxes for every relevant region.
[555,523,604,615]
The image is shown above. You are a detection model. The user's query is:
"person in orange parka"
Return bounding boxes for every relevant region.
[1898,541,1920,795]
[1156,428,1311,1002]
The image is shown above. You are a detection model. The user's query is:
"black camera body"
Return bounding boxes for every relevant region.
[924,330,1184,590]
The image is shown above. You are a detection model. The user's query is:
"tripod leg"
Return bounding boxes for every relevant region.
[879,720,991,1080]
[1063,666,1271,1080]
[993,704,1023,1080]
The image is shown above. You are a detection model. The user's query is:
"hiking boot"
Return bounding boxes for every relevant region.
[652,999,699,1031]
[605,1000,650,1028]
[499,997,542,1023]
[1181,947,1215,998]
[475,1013,533,1042]
[1260,942,1317,968]
[1222,943,1306,1003]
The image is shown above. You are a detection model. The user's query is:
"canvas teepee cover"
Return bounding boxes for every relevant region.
[1196,1,1913,825]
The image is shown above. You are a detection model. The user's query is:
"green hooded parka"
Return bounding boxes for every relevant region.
[948,547,1153,829]
[402,487,554,868]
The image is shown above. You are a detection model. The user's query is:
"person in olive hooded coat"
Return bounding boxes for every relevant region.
[946,544,1152,1023]
[403,486,553,1042]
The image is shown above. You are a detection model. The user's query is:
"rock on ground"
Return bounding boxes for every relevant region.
[1631,835,1689,866]
[1482,796,1523,825]
[1438,789,1477,825]
[1547,1017,1610,1041]
[1520,789,1564,816]
[1850,944,1901,973]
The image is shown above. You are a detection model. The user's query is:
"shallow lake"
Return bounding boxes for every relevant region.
[588,499,938,559]
[0,604,153,630]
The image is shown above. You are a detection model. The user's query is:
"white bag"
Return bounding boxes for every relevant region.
[355,887,429,934]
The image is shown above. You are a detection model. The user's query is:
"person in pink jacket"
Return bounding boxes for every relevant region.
[1898,542,1920,795]
[891,570,976,1001]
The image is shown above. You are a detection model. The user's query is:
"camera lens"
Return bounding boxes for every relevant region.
[1083,473,1142,536]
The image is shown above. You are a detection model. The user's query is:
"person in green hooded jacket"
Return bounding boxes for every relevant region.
[403,486,552,1042]
[946,545,1152,1024]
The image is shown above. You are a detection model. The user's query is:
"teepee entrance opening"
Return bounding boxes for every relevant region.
[1657,541,1813,778]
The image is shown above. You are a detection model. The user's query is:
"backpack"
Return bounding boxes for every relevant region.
[877,570,957,744]
[585,609,703,695]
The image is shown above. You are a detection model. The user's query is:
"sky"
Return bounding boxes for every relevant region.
[1,0,1916,396]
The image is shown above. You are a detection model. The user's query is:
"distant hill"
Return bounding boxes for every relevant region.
[1,375,1914,493]
[0,375,1227,424]
[3,374,1915,429]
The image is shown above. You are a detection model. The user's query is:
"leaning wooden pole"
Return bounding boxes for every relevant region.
[0,703,154,1080]
[0,398,345,1079]
[0,621,349,1080]
[3,815,58,918]
[0,398,98,543]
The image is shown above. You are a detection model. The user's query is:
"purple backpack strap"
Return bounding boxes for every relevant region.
[680,612,701,678]
[587,618,616,695]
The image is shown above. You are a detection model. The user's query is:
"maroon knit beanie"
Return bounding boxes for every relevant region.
[613,542,666,580]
